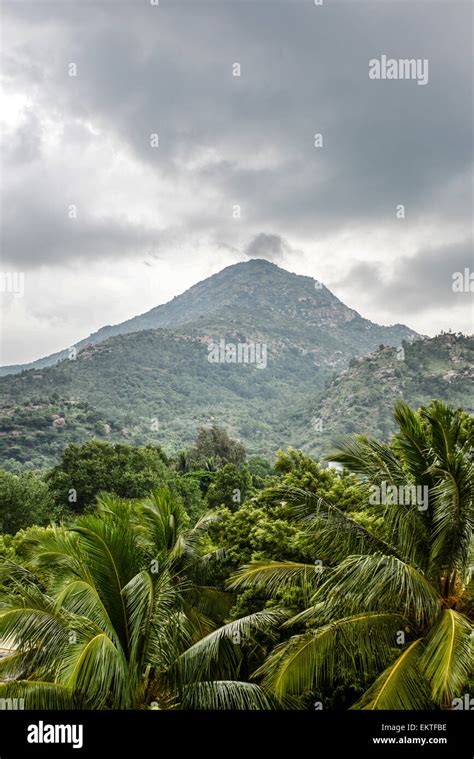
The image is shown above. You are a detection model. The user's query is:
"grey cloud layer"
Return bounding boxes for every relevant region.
[1,0,472,336]
[336,239,473,316]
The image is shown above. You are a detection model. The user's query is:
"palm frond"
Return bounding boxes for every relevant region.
[71,518,141,653]
[351,639,432,710]
[255,612,408,700]
[0,680,78,710]
[419,609,473,707]
[391,401,431,481]
[179,680,273,710]
[54,580,117,643]
[313,554,440,627]
[121,571,154,666]
[326,434,430,566]
[423,402,463,463]
[135,488,189,559]
[264,486,398,559]
[327,436,406,486]
[175,609,288,685]
[62,632,130,709]
[0,651,31,680]
[0,605,68,658]
[428,453,474,578]
[227,561,320,596]
[24,527,91,588]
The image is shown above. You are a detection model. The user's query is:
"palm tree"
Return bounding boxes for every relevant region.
[0,488,271,709]
[132,488,232,640]
[222,401,473,709]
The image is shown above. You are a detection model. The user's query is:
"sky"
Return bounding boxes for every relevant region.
[1,0,473,365]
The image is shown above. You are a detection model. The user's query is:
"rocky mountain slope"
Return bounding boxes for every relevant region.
[2,259,454,470]
[291,332,474,456]
[0,260,416,375]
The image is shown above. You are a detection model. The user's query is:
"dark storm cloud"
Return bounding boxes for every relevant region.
[337,239,474,316]
[1,200,160,266]
[245,233,300,263]
[5,3,472,197]
[1,0,472,320]
[71,0,471,234]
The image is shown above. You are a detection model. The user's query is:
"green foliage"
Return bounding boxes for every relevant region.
[212,401,474,710]
[44,441,201,517]
[2,331,470,469]
[246,455,276,488]
[273,448,368,512]
[205,464,253,510]
[0,399,121,471]
[0,470,59,534]
[0,489,267,710]
[210,501,303,573]
[0,397,472,712]
[186,426,246,469]
[298,333,474,454]
[0,261,422,469]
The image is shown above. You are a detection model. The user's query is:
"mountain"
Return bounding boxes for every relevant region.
[0,260,416,376]
[0,259,427,469]
[290,332,474,455]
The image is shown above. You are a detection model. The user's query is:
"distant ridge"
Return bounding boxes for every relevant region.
[0,258,439,469]
[0,259,417,376]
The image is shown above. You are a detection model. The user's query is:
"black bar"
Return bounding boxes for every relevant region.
[0,710,471,758]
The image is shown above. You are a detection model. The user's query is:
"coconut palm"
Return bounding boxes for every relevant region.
[0,488,271,709]
[223,401,473,709]
[131,488,233,639]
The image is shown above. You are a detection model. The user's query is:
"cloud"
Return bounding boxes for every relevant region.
[245,233,301,263]
[336,239,473,315]
[0,0,472,361]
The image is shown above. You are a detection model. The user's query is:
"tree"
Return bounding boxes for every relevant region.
[207,453,341,579]
[272,448,368,513]
[206,464,252,510]
[186,426,246,470]
[246,456,275,489]
[0,470,58,535]
[0,489,270,710]
[210,401,473,709]
[45,441,203,517]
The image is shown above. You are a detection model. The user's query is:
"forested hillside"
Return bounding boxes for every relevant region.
[293,332,474,453]
[0,260,433,469]
[1,403,472,712]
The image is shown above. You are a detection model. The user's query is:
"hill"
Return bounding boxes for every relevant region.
[291,332,474,456]
[0,260,416,375]
[0,259,428,469]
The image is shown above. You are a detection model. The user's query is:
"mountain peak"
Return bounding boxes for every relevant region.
[239,257,279,267]
[204,257,307,282]
[0,258,418,376]
[201,257,323,295]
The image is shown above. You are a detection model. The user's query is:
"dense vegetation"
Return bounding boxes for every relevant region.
[295,332,474,448]
[0,260,426,468]
[0,401,472,710]
[1,330,471,472]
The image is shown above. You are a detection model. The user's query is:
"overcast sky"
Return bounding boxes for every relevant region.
[1,0,472,365]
